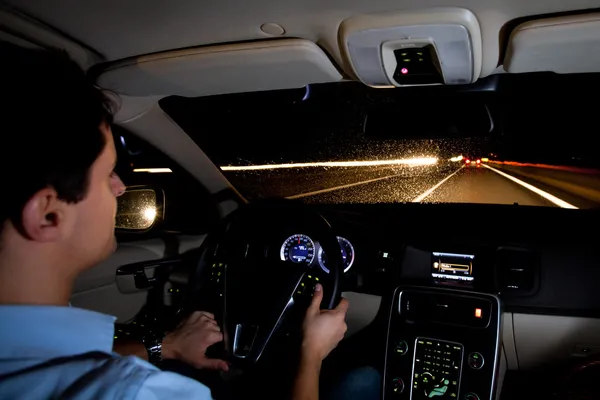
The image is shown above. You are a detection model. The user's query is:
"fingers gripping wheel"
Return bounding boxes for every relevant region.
[185,201,344,367]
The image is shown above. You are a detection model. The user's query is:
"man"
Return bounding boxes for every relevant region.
[0,42,350,399]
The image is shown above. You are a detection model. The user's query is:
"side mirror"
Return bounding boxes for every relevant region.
[115,186,164,231]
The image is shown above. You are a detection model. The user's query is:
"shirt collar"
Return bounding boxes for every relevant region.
[0,305,116,360]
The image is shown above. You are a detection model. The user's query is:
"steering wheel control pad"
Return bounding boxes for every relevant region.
[294,274,320,300]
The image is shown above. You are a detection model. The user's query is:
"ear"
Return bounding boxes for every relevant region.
[21,188,69,242]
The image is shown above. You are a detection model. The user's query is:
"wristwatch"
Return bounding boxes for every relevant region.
[142,332,164,366]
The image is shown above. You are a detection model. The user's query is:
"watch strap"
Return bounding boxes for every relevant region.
[142,335,164,366]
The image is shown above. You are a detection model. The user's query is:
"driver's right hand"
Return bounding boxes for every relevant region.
[162,311,229,371]
[301,283,349,362]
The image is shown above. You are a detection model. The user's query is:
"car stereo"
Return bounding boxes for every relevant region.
[432,252,475,283]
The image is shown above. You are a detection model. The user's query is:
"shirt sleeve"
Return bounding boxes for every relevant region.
[135,369,213,400]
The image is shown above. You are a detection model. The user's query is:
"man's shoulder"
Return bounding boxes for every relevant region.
[122,356,213,399]
[0,352,212,400]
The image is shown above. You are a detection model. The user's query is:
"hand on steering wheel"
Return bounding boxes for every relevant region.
[301,283,349,363]
[163,311,229,371]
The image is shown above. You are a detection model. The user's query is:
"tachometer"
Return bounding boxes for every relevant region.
[280,234,316,266]
[317,236,355,273]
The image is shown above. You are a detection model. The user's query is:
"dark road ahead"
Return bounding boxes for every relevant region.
[415,166,556,206]
[224,162,600,208]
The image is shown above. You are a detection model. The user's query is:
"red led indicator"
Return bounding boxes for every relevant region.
[475,308,482,318]
[401,68,408,75]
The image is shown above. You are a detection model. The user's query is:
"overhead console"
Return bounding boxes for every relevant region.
[339,8,482,87]
[384,287,501,400]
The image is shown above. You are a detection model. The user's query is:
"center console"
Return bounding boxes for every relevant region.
[383,286,501,400]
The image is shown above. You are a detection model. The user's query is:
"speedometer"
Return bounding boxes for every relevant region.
[280,234,316,266]
[318,236,355,273]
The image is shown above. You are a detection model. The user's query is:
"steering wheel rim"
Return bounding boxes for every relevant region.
[184,200,344,367]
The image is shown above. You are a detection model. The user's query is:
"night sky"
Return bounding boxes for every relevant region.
[160,73,600,169]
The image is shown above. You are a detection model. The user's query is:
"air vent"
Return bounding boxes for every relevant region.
[495,247,538,295]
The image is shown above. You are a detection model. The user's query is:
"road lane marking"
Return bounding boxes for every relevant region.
[483,164,578,209]
[286,173,403,199]
[412,166,464,203]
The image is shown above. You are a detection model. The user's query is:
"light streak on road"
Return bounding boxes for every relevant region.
[133,168,173,173]
[220,157,438,171]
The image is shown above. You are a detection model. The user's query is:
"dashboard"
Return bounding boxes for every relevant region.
[153,202,600,400]
[300,203,600,400]
[308,202,599,314]
[146,202,600,400]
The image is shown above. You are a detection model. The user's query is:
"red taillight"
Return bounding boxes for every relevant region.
[476,159,481,164]
[465,159,471,164]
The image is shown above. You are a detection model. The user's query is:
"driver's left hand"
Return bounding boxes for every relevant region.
[162,311,229,371]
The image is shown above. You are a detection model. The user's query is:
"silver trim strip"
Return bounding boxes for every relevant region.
[231,282,299,362]
[253,296,296,362]
[233,323,257,358]
[432,252,475,259]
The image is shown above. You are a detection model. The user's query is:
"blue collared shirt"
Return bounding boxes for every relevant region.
[0,305,213,399]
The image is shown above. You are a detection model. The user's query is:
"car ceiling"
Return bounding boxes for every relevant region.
[5,0,600,77]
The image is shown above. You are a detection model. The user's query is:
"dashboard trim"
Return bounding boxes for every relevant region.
[503,305,600,319]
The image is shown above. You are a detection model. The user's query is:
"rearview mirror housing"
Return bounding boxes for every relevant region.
[364,99,495,139]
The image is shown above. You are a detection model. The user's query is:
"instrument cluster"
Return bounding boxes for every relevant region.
[279,233,355,273]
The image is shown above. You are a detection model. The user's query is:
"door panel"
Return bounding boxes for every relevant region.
[70,235,206,322]
[513,313,600,369]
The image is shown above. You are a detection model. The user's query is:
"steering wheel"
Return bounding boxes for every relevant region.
[554,356,600,399]
[184,201,344,367]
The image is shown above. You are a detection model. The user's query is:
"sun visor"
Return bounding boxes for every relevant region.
[95,39,342,97]
[505,14,600,73]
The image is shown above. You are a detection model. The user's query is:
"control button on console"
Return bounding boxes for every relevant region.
[464,393,480,400]
[395,340,408,356]
[467,352,484,369]
[391,377,405,394]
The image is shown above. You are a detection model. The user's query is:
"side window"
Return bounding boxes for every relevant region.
[113,127,220,238]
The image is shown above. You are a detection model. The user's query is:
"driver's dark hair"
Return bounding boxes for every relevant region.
[0,41,114,234]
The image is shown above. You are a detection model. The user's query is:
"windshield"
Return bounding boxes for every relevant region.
[160,75,600,208]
